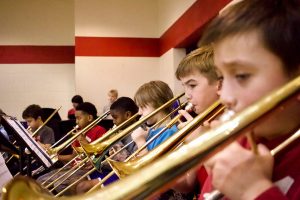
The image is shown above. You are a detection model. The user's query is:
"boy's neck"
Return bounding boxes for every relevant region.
[154,112,171,128]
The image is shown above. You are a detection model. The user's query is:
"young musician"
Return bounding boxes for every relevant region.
[102,89,118,119]
[37,102,107,194]
[172,45,220,196]
[198,0,300,199]
[132,80,192,200]
[131,80,177,155]
[22,104,55,149]
[68,95,83,120]
[75,97,139,194]
[110,96,139,154]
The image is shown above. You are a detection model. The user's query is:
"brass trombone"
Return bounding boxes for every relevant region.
[53,96,187,196]
[2,76,299,200]
[39,111,111,188]
[80,93,185,167]
[46,110,110,163]
[41,110,141,194]
[106,101,224,179]
[203,127,300,200]
[84,100,223,193]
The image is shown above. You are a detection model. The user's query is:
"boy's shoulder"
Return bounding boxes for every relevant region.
[39,125,54,134]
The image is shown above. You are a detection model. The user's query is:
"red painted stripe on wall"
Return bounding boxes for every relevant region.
[0,0,230,62]
[75,37,160,57]
[0,46,75,64]
[159,0,231,55]
[75,0,230,57]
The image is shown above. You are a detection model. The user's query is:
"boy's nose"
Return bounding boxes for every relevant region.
[219,83,237,110]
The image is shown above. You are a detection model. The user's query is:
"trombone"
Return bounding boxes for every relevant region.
[41,110,140,194]
[203,128,300,200]
[106,100,224,179]
[2,76,299,200]
[39,111,111,188]
[84,100,224,193]
[53,95,187,196]
[69,93,185,177]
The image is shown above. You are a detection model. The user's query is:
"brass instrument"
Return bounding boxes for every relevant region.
[46,110,110,163]
[41,111,140,195]
[53,96,186,196]
[203,128,300,200]
[40,111,110,189]
[80,93,185,164]
[50,125,79,148]
[84,102,195,193]
[151,100,187,130]
[107,101,222,178]
[3,76,299,200]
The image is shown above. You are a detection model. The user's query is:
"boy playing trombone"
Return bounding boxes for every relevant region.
[199,0,300,199]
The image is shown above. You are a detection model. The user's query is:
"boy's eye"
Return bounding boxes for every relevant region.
[235,73,250,81]
[188,84,197,88]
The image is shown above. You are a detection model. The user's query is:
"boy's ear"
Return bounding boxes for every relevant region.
[125,111,132,119]
[37,116,42,121]
[88,114,93,122]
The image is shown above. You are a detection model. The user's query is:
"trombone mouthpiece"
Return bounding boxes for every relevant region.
[185,103,194,112]
[220,110,235,122]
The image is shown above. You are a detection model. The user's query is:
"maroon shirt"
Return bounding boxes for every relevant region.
[199,133,300,200]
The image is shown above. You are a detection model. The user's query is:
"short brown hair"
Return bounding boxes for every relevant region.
[200,0,300,77]
[134,81,174,113]
[175,45,218,84]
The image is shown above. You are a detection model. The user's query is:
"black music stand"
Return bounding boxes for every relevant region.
[0,131,18,155]
[1,115,54,176]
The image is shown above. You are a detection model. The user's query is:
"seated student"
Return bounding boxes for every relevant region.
[172,45,219,197]
[22,104,55,149]
[196,0,300,199]
[68,95,83,120]
[110,97,139,155]
[75,96,139,194]
[131,80,191,200]
[131,80,177,155]
[37,102,106,194]
[102,89,118,119]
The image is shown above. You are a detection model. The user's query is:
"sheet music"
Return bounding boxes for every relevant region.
[2,116,53,168]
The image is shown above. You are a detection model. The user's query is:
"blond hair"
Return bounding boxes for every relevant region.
[175,45,218,84]
[134,81,173,114]
[108,89,118,98]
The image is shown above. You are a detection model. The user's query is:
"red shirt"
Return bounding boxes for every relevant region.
[199,134,300,200]
[197,166,208,196]
[72,125,106,147]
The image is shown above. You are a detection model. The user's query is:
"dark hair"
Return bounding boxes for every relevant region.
[76,102,97,119]
[22,104,42,120]
[110,97,139,114]
[200,0,300,76]
[71,95,83,104]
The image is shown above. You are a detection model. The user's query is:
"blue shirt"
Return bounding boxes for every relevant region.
[146,125,178,151]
